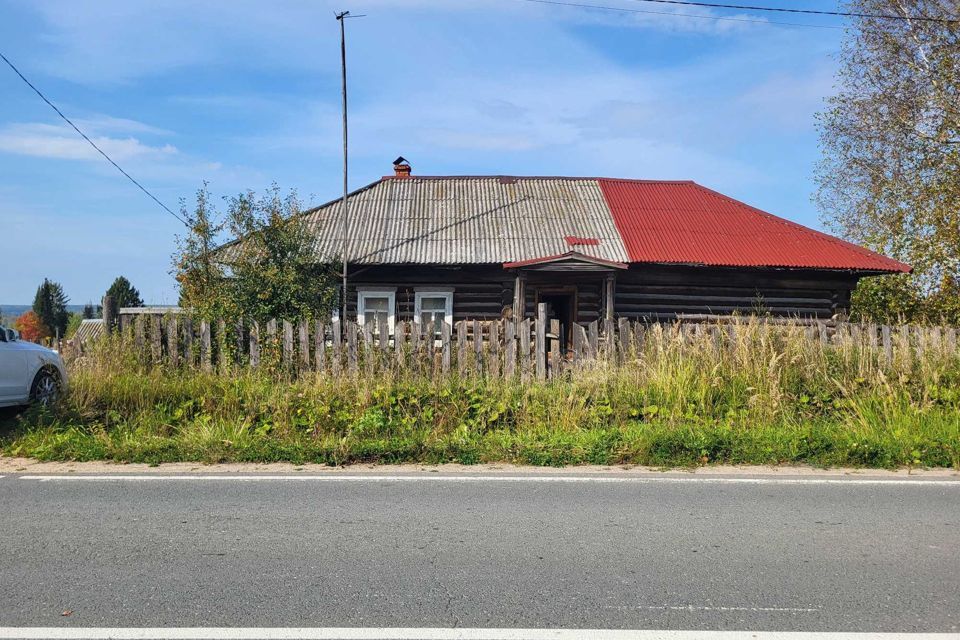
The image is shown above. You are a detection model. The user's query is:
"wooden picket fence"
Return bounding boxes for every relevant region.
[94,304,960,380]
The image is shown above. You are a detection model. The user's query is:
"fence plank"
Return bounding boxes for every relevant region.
[585,321,597,360]
[549,318,560,377]
[282,321,294,370]
[535,303,547,380]
[519,318,532,380]
[457,321,468,376]
[473,320,483,376]
[150,314,162,363]
[331,319,342,375]
[362,322,374,376]
[166,316,179,367]
[947,327,957,355]
[504,321,516,378]
[314,320,326,372]
[249,321,260,369]
[618,317,630,360]
[881,325,892,365]
[134,316,145,351]
[183,317,194,366]
[395,321,407,369]
[200,320,212,373]
[347,322,358,374]
[441,321,452,374]
[488,320,500,377]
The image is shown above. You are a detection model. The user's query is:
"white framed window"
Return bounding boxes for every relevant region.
[414,288,454,335]
[357,287,396,334]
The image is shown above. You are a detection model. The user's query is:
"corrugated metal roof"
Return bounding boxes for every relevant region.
[221,175,909,273]
[599,179,911,273]
[301,177,629,264]
[73,319,104,343]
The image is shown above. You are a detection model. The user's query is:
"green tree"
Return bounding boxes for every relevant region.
[66,312,83,339]
[815,0,960,323]
[172,185,338,323]
[32,278,69,337]
[105,276,144,308]
[82,302,100,319]
[171,185,230,320]
[224,187,339,321]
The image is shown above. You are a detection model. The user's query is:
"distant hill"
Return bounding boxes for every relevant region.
[1,304,89,325]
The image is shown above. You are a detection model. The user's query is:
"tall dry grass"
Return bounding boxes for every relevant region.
[5,318,959,467]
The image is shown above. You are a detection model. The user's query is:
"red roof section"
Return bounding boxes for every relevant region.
[598,179,910,273]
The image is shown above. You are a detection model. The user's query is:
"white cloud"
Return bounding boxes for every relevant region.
[0,122,178,162]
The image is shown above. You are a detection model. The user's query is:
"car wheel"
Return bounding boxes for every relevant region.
[30,369,62,407]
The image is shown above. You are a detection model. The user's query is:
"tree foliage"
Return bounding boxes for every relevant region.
[172,186,230,320]
[32,278,69,337]
[82,303,100,320]
[815,0,960,323]
[105,276,143,309]
[15,310,50,342]
[172,185,339,322]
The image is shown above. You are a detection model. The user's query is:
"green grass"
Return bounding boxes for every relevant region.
[3,322,959,468]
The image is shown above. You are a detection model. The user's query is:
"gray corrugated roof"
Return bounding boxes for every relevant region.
[73,319,104,343]
[301,177,629,265]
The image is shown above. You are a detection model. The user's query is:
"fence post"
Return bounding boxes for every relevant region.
[587,321,599,360]
[102,295,116,334]
[535,303,547,380]
[947,327,957,355]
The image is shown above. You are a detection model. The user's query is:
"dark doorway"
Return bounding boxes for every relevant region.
[537,289,576,351]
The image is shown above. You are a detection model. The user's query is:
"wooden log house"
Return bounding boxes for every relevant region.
[220,159,910,348]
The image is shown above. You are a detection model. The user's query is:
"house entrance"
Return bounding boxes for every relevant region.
[536,288,576,351]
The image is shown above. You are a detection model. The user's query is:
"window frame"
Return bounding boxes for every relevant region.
[413,288,454,330]
[357,287,397,334]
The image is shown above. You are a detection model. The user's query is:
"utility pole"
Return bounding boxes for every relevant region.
[336,10,350,322]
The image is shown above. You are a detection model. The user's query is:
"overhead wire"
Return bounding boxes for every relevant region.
[0,50,189,226]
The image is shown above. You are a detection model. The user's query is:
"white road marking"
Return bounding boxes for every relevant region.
[0,630,955,640]
[632,605,820,613]
[15,474,960,486]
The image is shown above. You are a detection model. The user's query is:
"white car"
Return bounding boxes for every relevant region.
[0,325,67,408]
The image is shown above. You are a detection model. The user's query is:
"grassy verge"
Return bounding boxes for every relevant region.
[3,324,959,468]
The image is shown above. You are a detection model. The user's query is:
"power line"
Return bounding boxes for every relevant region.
[0,51,189,227]
[518,0,844,28]
[625,0,960,23]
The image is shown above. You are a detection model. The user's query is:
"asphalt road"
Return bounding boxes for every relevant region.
[0,471,958,637]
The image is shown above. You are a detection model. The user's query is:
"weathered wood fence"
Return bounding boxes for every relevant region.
[94,303,959,380]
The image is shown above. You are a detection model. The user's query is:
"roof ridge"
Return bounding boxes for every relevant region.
[382,175,694,183]
[688,182,911,273]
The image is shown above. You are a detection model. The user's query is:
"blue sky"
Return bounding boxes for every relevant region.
[0,0,846,304]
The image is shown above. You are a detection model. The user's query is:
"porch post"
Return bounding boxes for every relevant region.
[604,273,615,321]
[513,272,526,320]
